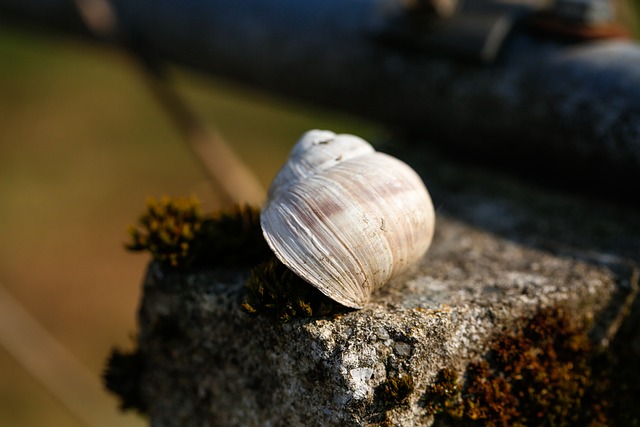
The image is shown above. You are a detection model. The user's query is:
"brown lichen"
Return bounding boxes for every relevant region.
[423,307,608,427]
[422,368,464,418]
[242,257,349,322]
[378,375,415,409]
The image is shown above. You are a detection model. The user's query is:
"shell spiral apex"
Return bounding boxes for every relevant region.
[260,130,435,309]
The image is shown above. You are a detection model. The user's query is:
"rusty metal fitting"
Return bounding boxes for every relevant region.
[401,0,462,18]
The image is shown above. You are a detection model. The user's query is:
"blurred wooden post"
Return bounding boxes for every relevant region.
[0,284,129,427]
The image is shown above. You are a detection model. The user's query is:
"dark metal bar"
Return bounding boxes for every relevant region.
[1,0,639,195]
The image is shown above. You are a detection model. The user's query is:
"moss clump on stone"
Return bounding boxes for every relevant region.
[422,368,464,418]
[423,307,608,426]
[126,195,203,268]
[127,196,347,321]
[242,257,348,322]
[126,196,271,269]
[103,348,147,413]
[378,375,415,409]
[194,204,272,268]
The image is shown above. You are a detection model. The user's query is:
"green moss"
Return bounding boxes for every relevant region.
[103,348,147,413]
[194,204,272,268]
[126,195,203,268]
[422,368,464,418]
[126,196,271,269]
[127,196,349,321]
[242,257,349,322]
[462,360,521,425]
[378,375,415,409]
[423,307,608,427]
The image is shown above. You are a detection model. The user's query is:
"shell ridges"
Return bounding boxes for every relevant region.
[261,130,435,308]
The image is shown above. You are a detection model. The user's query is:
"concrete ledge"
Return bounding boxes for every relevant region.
[110,146,640,426]
[135,222,627,426]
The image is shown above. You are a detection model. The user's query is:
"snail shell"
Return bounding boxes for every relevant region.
[260,130,435,309]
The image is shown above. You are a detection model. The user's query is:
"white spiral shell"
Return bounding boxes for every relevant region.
[260,130,435,309]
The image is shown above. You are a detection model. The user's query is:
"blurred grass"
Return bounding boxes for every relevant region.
[0,25,380,426]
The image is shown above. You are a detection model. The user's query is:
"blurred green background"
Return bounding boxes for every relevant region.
[0,24,381,427]
[0,2,638,426]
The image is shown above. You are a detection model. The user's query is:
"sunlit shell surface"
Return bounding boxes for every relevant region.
[260,130,435,308]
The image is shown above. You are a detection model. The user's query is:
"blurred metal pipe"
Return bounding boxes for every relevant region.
[1,0,639,195]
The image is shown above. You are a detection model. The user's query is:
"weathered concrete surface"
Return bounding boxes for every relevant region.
[130,146,640,427]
